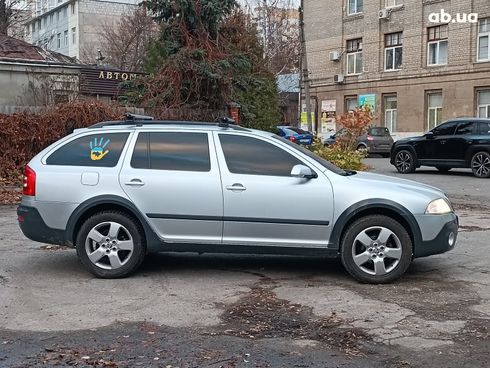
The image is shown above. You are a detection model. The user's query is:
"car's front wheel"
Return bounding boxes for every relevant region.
[76,211,146,278]
[394,150,416,173]
[471,151,490,178]
[340,215,413,284]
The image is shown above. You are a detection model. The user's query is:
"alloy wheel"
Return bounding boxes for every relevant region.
[85,221,134,270]
[351,226,403,276]
[471,153,490,178]
[395,151,413,173]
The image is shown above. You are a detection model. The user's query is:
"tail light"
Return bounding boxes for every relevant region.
[23,165,36,196]
[367,135,374,141]
[289,136,296,142]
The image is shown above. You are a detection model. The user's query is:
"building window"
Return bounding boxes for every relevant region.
[49,13,53,24]
[428,25,448,66]
[347,0,363,15]
[346,38,363,75]
[385,0,402,7]
[477,90,490,118]
[385,32,403,71]
[64,30,68,46]
[32,22,35,32]
[478,18,490,62]
[57,10,60,21]
[384,95,397,132]
[71,3,75,14]
[345,96,358,112]
[57,33,61,48]
[43,17,47,28]
[62,6,67,17]
[72,27,76,44]
[427,92,443,130]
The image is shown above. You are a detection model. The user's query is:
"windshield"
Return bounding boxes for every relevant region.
[272,135,347,175]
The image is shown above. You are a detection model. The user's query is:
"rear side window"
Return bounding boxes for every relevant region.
[219,134,302,176]
[369,127,390,136]
[131,132,210,172]
[479,122,490,135]
[46,133,129,167]
[455,122,477,135]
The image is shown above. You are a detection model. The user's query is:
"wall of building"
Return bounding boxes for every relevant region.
[24,0,139,60]
[304,0,490,138]
[0,61,79,107]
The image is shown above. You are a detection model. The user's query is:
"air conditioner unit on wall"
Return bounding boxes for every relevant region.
[378,8,390,20]
[334,74,345,84]
[329,51,341,61]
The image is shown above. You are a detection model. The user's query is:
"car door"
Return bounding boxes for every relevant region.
[119,130,223,244]
[415,122,458,161]
[432,121,459,160]
[214,132,334,248]
[449,122,478,161]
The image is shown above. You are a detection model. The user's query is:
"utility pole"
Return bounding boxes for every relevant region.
[299,0,312,132]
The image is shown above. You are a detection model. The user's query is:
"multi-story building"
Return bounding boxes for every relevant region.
[303,0,490,138]
[24,0,139,60]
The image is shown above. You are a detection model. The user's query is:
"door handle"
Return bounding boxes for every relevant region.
[440,140,446,144]
[124,179,145,187]
[226,183,246,192]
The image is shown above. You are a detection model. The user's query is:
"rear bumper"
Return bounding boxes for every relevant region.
[17,205,66,245]
[414,215,458,258]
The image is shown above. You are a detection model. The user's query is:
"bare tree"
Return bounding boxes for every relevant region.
[21,71,79,107]
[244,0,300,75]
[95,7,159,72]
[0,0,29,38]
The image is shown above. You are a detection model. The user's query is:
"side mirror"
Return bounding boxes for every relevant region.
[291,164,317,179]
[424,131,434,139]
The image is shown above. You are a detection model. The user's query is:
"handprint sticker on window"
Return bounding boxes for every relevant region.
[89,137,110,161]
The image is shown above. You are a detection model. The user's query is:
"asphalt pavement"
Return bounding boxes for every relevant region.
[0,158,489,367]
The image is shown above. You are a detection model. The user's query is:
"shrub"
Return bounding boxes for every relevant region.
[335,106,374,151]
[0,101,124,184]
[309,139,366,171]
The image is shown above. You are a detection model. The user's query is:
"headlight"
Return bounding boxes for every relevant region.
[425,198,453,214]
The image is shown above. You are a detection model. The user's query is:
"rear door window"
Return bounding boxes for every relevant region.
[131,132,211,172]
[46,133,129,167]
[479,122,490,135]
[369,127,390,136]
[455,122,477,135]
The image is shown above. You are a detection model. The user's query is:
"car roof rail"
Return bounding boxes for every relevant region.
[88,116,250,131]
[124,112,154,121]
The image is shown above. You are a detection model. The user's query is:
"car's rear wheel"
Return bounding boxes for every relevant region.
[394,150,416,173]
[340,215,413,284]
[436,166,452,173]
[76,211,146,278]
[471,151,490,178]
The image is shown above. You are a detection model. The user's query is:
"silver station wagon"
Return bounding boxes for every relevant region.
[18,115,458,283]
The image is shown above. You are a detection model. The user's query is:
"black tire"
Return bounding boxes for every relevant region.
[357,144,368,151]
[340,215,413,284]
[436,166,452,173]
[394,149,416,173]
[76,211,146,278]
[471,151,490,178]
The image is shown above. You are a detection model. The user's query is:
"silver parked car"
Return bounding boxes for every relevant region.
[18,115,458,283]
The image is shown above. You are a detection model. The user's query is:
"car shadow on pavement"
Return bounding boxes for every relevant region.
[138,252,350,280]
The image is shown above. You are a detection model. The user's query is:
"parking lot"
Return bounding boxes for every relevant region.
[1,158,489,367]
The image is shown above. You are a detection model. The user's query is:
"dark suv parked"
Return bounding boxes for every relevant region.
[325,127,394,157]
[390,118,490,178]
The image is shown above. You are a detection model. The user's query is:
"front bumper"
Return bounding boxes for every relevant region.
[17,205,66,245]
[413,214,458,258]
